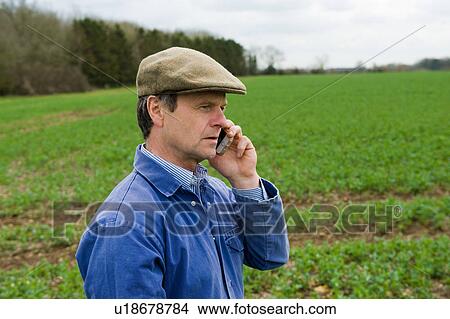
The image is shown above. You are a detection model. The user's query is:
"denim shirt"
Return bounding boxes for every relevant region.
[76,144,289,298]
[140,144,268,201]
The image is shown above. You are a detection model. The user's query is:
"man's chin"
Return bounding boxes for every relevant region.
[204,153,217,160]
[201,147,219,160]
[202,149,216,159]
[190,147,216,162]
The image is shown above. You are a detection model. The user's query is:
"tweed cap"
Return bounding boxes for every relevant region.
[136,47,246,96]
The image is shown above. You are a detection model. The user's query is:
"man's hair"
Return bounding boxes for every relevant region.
[136,94,178,139]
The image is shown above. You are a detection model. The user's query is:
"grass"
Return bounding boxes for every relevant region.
[285,195,449,236]
[0,260,84,298]
[1,72,449,216]
[0,71,448,298]
[244,235,449,298]
[0,224,81,254]
[0,235,447,298]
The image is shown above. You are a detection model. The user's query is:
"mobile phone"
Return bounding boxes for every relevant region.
[216,128,230,155]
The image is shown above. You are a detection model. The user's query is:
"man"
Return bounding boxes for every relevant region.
[76,47,289,298]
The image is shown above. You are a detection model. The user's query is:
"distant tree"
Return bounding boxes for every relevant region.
[170,30,193,48]
[72,19,135,87]
[0,1,252,95]
[414,58,450,70]
[313,54,329,72]
[188,35,247,75]
[72,18,112,86]
[137,28,171,58]
[220,39,247,75]
[355,60,366,71]
[244,48,258,75]
[107,24,134,83]
[262,65,277,75]
[0,1,89,95]
[261,45,284,71]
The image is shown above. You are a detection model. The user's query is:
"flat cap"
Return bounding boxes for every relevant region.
[136,47,246,96]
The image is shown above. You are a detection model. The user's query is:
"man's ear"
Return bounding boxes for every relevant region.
[147,95,164,127]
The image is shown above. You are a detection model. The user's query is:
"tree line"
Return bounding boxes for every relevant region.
[2,2,447,96]
[0,1,258,95]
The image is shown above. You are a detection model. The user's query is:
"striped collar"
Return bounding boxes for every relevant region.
[140,144,208,191]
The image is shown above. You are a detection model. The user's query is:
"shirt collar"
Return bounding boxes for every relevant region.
[134,144,208,195]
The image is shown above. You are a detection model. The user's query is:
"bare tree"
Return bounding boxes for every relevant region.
[314,54,329,71]
[261,45,284,69]
[355,60,366,71]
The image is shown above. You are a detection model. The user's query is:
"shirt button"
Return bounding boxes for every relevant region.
[191,201,196,207]
[213,236,216,241]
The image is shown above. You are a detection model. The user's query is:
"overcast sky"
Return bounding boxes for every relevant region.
[34,0,449,68]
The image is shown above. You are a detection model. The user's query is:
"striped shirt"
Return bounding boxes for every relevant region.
[140,144,266,201]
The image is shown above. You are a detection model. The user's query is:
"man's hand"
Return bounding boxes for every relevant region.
[208,120,260,189]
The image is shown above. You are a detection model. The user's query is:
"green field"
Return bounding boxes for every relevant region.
[0,71,449,298]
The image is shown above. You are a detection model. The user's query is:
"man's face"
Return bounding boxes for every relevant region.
[162,91,228,163]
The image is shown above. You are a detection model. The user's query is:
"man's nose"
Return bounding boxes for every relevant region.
[211,108,228,127]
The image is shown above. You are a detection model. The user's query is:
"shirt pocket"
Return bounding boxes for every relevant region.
[225,234,244,253]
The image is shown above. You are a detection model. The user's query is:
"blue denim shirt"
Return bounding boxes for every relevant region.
[76,145,289,298]
[140,144,268,201]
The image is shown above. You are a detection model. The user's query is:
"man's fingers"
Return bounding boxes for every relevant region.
[227,125,242,139]
[221,121,246,155]
[236,135,252,157]
[223,119,234,130]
